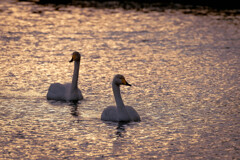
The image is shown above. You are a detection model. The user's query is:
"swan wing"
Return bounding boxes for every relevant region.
[125,106,141,122]
[64,83,83,101]
[101,106,118,122]
[47,83,66,100]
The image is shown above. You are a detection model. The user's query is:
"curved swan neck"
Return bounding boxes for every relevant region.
[112,83,125,108]
[71,61,80,90]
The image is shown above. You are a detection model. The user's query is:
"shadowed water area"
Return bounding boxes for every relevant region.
[0,0,240,159]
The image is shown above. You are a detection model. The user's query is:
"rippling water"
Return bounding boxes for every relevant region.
[0,0,240,159]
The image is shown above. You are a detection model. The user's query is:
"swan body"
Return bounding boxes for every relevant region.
[101,74,140,122]
[47,51,83,101]
[47,83,83,101]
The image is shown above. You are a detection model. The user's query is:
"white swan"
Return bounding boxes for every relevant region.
[101,74,140,122]
[47,51,83,101]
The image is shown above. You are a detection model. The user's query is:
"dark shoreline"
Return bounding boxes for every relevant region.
[19,0,240,15]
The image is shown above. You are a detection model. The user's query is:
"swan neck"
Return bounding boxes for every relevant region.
[112,83,125,109]
[71,61,80,90]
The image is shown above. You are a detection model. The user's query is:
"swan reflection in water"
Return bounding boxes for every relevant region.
[112,122,139,156]
[69,100,80,117]
[47,100,81,118]
[116,122,128,137]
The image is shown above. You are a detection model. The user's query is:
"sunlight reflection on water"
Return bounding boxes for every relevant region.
[0,0,240,159]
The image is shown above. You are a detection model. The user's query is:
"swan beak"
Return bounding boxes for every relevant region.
[125,81,132,86]
[122,79,131,86]
[69,58,73,62]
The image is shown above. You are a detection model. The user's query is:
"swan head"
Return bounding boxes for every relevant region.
[69,51,81,62]
[113,74,131,86]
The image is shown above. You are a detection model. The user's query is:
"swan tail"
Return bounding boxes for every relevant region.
[77,89,83,100]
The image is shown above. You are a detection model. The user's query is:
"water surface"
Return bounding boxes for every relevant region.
[0,0,240,159]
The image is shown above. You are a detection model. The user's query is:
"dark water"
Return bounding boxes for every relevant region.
[0,0,240,159]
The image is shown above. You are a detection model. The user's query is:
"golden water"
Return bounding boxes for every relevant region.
[0,0,239,159]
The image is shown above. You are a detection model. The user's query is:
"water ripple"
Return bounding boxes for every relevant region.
[0,0,239,159]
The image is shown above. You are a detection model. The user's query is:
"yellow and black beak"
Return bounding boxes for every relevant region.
[125,81,131,86]
[69,57,73,62]
[122,78,131,86]
[69,53,77,62]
